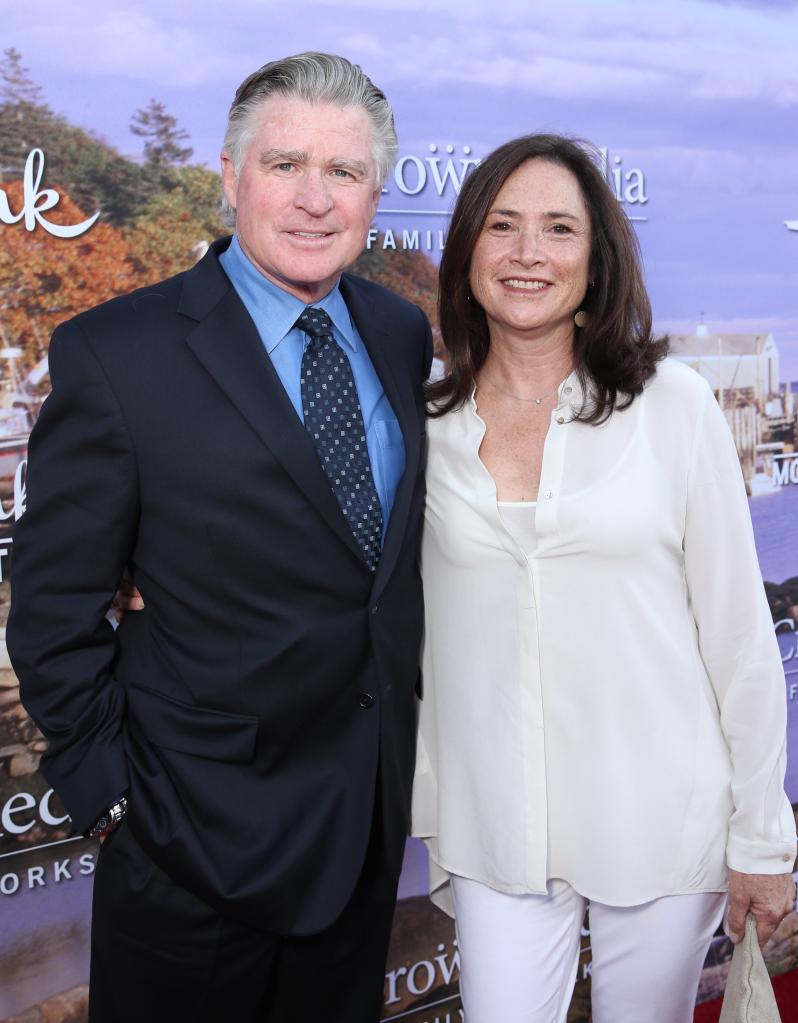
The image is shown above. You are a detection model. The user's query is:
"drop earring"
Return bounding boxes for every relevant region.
[574,310,588,328]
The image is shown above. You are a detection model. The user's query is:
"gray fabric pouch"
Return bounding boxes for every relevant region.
[719,914,781,1023]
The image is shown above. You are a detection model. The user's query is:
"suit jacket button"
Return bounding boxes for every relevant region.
[370,604,379,615]
[358,692,375,709]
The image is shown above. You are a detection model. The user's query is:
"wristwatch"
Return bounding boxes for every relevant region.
[87,796,128,839]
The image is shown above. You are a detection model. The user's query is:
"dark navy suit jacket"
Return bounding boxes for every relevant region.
[7,237,432,935]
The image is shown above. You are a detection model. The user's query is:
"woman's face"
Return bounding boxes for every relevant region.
[469,159,592,345]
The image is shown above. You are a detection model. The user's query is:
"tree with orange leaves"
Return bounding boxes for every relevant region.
[0,180,137,368]
[124,164,226,284]
[352,241,439,329]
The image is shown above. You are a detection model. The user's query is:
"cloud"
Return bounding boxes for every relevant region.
[627,144,798,194]
[5,2,254,87]
[702,0,798,9]
[395,7,796,107]
[328,0,798,107]
[7,0,798,105]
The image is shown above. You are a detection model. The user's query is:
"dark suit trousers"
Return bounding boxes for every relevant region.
[88,800,398,1023]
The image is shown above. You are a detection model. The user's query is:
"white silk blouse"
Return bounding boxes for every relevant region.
[411,359,796,914]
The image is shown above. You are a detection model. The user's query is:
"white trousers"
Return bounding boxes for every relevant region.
[451,876,726,1023]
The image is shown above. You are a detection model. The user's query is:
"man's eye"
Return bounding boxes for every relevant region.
[276,163,295,172]
[331,168,354,179]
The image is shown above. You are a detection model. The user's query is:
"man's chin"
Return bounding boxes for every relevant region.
[272,267,343,304]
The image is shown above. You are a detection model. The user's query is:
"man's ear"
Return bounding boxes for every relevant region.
[221,152,238,210]
[370,185,381,219]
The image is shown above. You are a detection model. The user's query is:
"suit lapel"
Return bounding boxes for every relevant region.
[341,276,422,595]
[181,244,365,565]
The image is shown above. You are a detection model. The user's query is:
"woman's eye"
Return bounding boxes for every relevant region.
[550,223,572,234]
[488,221,512,232]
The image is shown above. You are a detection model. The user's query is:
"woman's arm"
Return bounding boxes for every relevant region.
[683,382,796,942]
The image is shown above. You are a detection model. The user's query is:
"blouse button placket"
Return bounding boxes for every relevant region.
[535,408,568,536]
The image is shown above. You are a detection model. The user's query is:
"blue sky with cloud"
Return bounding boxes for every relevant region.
[6,0,798,369]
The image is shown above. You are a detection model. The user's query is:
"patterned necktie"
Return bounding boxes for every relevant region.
[297,307,383,572]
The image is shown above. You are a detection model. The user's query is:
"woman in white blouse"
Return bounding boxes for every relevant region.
[411,134,796,1022]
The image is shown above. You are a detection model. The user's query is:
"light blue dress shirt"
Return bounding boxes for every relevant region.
[220,236,405,541]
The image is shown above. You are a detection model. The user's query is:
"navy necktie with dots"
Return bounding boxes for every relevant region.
[297,307,383,572]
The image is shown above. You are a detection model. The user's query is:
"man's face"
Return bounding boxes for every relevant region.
[221,96,381,303]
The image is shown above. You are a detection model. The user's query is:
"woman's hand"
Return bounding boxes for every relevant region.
[726,868,796,946]
[110,569,145,622]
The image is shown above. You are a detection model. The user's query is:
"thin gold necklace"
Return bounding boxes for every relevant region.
[482,374,567,406]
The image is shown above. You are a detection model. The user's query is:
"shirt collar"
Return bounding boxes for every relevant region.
[222,235,358,354]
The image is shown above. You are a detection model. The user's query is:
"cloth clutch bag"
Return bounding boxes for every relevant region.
[719,913,781,1023]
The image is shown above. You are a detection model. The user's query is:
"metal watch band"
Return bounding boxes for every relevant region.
[87,796,128,839]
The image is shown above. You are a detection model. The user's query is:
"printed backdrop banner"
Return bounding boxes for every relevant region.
[1,2,797,1021]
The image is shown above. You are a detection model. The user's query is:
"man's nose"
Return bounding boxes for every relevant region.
[294,170,333,215]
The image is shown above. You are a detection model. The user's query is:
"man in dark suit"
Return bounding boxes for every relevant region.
[7,52,431,1023]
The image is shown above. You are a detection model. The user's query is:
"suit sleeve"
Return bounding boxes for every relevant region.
[7,318,140,833]
[683,383,797,874]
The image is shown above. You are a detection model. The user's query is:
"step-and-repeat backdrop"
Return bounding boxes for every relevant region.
[1,2,796,1020]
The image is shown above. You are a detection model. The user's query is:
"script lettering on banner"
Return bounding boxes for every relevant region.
[0,148,100,237]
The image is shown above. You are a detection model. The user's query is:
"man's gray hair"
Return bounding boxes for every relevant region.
[221,52,397,224]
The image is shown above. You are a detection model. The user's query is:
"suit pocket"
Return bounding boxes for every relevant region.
[127,683,259,764]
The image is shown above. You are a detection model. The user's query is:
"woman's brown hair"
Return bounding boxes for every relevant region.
[426,134,668,422]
